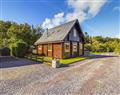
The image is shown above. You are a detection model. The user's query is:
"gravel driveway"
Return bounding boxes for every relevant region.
[0,54,120,95]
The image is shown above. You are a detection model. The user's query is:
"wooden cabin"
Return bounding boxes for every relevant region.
[35,19,85,59]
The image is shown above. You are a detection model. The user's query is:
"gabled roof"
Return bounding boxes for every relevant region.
[35,19,82,45]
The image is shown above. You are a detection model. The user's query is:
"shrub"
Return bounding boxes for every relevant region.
[11,46,17,56]
[16,42,27,57]
[114,43,120,55]
[84,44,92,51]
[11,41,27,58]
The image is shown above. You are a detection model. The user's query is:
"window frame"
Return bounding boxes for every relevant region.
[64,42,70,52]
[72,42,77,52]
[38,45,42,50]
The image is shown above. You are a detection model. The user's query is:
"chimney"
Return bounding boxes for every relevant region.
[46,28,48,37]
[45,28,48,37]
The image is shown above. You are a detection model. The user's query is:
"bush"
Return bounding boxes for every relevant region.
[114,43,120,55]
[85,44,92,51]
[11,41,27,58]
[11,46,17,56]
[16,42,27,57]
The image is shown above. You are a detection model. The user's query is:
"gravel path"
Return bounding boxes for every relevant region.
[0,54,120,95]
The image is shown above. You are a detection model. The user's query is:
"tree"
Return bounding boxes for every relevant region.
[0,20,42,54]
[114,42,120,54]
[84,32,91,43]
[30,25,42,45]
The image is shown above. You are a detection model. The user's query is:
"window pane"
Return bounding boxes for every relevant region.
[38,45,42,50]
[64,43,70,52]
[73,43,77,52]
[74,28,77,37]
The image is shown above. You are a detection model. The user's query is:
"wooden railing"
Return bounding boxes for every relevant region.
[26,53,44,62]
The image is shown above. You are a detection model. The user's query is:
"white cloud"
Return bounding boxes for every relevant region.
[66,0,107,22]
[42,0,107,29]
[116,34,120,38]
[113,6,120,11]
[42,12,65,29]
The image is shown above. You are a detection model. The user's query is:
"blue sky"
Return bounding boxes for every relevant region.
[0,0,120,38]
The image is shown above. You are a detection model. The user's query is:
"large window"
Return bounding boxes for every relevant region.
[48,44,52,51]
[64,43,70,52]
[73,43,77,52]
[73,28,77,37]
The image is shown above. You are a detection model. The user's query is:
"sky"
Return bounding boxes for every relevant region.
[0,0,120,38]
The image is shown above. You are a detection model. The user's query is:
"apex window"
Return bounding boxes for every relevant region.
[73,28,77,37]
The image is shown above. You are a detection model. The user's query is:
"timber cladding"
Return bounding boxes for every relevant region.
[37,43,62,58]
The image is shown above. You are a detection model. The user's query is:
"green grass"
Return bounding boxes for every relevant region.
[91,52,105,55]
[60,57,86,65]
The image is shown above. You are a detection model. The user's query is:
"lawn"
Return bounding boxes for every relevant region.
[91,52,106,55]
[60,57,86,65]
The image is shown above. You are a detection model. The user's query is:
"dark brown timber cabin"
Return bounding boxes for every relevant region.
[35,19,85,59]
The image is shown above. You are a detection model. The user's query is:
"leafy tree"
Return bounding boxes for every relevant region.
[0,20,42,49]
[114,42,120,55]
[84,32,91,43]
